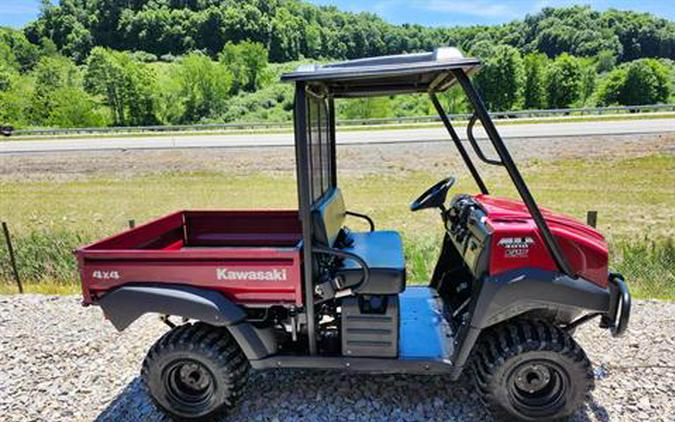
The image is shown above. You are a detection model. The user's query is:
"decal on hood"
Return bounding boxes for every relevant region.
[498,237,534,258]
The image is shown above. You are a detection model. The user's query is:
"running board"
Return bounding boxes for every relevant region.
[250,355,453,374]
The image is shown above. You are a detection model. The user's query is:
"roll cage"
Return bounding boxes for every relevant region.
[281,48,575,355]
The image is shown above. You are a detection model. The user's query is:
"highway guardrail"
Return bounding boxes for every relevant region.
[7,104,674,137]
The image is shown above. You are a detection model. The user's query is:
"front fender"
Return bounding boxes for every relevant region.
[449,269,611,380]
[473,269,611,329]
[97,285,276,360]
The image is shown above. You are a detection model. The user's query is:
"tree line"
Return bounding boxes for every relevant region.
[0,33,272,128]
[471,45,670,111]
[25,2,675,64]
[0,3,673,129]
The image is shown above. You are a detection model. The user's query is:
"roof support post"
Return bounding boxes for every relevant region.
[429,91,489,195]
[293,82,318,354]
[328,96,337,187]
[452,69,575,277]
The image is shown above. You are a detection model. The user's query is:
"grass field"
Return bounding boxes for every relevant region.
[1,153,673,298]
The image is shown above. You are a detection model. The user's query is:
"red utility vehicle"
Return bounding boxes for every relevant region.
[77,48,630,421]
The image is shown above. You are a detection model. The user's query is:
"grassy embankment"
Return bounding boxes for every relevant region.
[1,154,673,299]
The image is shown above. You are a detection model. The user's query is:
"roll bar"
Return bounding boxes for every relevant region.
[467,114,502,166]
[449,69,575,278]
[429,94,489,195]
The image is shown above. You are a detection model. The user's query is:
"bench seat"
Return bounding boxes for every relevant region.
[337,231,406,295]
[312,188,406,296]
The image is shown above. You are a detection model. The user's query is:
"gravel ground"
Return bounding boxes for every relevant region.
[1,296,673,421]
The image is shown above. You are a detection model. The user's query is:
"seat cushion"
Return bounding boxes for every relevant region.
[337,231,406,295]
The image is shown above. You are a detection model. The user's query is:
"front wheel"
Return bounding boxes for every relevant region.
[142,322,250,421]
[472,319,594,421]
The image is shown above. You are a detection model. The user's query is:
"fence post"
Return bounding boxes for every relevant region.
[586,211,598,228]
[128,219,135,229]
[1,222,23,294]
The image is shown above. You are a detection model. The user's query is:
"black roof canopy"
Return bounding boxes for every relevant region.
[281,48,481,97]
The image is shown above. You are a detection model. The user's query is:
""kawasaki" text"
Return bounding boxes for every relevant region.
[216,268,287,281]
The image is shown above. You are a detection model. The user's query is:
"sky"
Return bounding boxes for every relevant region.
[0,0,673,29]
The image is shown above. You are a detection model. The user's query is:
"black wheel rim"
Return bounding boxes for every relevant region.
[507,359,569,417]
[164,358,216,413]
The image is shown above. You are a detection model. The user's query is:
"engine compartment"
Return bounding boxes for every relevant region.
[446,194,492,278]
[444,194,610,287]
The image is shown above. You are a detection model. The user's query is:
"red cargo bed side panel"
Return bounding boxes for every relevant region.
[76,210,304,305]
[81,251,302,305]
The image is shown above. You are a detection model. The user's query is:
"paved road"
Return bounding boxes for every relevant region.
[1,118,673,155]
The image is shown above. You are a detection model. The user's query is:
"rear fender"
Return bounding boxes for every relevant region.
[97,285,277,360]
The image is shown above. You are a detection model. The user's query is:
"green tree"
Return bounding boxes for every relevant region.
[579,58,597,105]
[473,45,524,111]
[0,40,18,71]
[545,53,583,108]
[0,28,40,71]
[523,53,548,109]
[0,63,14,92]
[0,41,18,92]
[22,54,108,128]
[45,86,109,127]
[172,52,233,123]
[602,9,675,61]
[84,47,158,125]
[269,8,304,62]
[84,47,126,124]
[29,55,80,123]
[524,7,623,58]
[595,50,617,73]
[0,73,33,127]
[339,97,390,120]
[61,22,94,63]
[220,41,268,94]
[598,59,670,105]
[440,85,470,115]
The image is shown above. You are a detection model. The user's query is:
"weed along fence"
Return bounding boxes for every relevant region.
[0,218,146,293]
[6,104,675,138]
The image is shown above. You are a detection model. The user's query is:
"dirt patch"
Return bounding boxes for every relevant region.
[1,133,673,181]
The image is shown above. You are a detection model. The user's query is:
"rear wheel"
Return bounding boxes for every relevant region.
[472,319,593,421]
[142,322,249,421]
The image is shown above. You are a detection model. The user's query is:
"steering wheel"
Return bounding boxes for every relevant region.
[410,176,456,212]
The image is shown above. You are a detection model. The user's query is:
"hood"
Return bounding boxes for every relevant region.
[474,194,606,243]
[472,195,609,286]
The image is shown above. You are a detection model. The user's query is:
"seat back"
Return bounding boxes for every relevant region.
[311,188,346,247]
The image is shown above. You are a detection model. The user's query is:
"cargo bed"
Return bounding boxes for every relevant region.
[76,210,303,305]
